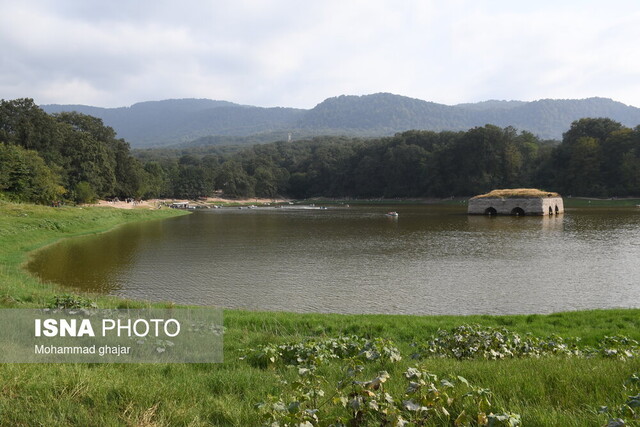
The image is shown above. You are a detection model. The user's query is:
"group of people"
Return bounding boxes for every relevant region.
[106,197,141,206]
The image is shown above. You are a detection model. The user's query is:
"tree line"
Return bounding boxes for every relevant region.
[143,118,640,199]
[0,99,148,203]
[1,98,639,204]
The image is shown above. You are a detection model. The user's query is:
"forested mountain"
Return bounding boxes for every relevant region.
[2,98,640,203]
[42,94,640,148]
[43,99,305,148]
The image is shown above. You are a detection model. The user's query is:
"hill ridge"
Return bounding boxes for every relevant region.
[41,94,640,147]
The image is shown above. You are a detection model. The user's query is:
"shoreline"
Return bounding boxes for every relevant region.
[0,201,187,309]
[90,196,293,210]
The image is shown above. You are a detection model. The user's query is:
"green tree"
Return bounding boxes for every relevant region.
[353,154,384,197]
[201,154,221,195]
[0,143,66,204]
[254,167,278,198]
[0,98,62,162]
[73,181,97,204]
[143,161,169,198]
[58,128,117,197]
[382,143,429,197]
[173,165,207,199]
[113,141,147,198]
[562,118,622,146]
[216,161,255,198]
[553,118,625,196]
[566,136,603,196]
[620,149,640,195]
[54,111,149,199]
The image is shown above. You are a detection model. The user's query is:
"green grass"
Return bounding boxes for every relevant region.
[0,200,639,425]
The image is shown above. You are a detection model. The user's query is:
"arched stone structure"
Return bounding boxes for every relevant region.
[468,189,564,216]
[511,207,525,216]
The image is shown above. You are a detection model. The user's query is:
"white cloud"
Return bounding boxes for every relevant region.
[2,0,640,108]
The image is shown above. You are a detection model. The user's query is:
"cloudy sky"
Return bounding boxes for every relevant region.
[2,0,640,109]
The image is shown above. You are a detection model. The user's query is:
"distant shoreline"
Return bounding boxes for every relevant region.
[90,196,293,209]
[87,195,640,209]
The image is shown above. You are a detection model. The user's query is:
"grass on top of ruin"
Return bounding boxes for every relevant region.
[472,188,561,199]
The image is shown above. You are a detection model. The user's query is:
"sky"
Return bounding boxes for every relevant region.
[2,0,640,109]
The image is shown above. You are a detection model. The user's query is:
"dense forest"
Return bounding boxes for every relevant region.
[0,99,147,204]
[2,98,640,204]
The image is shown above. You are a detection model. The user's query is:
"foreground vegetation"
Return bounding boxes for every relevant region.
[1,201,640,425]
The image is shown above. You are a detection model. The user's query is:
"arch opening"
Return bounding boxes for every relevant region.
[511,207,525,216]
[549,206,553,215]
[484,207,497,215]
[555,205,559,214]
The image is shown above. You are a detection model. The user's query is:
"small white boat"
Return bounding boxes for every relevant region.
[385,211,399,217]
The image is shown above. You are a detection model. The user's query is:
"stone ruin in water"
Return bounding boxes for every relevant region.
[467,189,564,216]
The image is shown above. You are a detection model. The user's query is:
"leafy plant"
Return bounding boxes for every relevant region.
[598,373,640,426]
[249,328,640,425]
[48,293,98,309]
[242,335,402,368]
[411,324,639,361]
[398,367,520,426]
[597,336,640,360]
[255,363,520,426]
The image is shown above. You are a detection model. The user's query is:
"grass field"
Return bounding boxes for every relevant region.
[0,200,639,425]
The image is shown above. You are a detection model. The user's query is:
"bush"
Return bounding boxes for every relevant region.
[48,294,97,309]
[73,181,97,204]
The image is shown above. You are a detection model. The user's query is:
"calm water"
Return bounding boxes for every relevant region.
[28,205,640,315]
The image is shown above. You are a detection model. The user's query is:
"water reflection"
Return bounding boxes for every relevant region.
[466,213,565,232]
[28,205,640,315]
[28,219,176,293]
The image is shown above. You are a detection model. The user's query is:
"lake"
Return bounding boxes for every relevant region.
[27,204,640,315]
